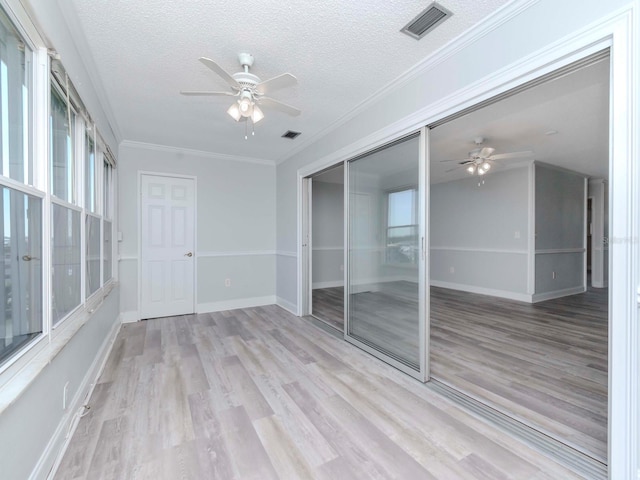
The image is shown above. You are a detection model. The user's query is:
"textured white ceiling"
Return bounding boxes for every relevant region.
[63,0,512,162]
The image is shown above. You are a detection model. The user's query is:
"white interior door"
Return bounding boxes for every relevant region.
[140,174,195,319]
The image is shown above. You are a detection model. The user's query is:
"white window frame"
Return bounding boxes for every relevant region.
[0,0,118,387]
[50,197,82,328]
[0,1,48,379]
[49,80,78,206]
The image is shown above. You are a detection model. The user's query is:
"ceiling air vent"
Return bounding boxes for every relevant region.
[282,130,301,139]
[401,2,452,40]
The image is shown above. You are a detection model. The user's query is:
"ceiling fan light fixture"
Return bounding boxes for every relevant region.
[235,89,254,117]
[251,105,264,123]
[239,99,252,116]
[227,103,242,121]
[466,165,475,174]
[481,162,491,171]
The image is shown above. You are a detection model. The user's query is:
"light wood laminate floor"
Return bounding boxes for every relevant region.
[56,305,582,479]
[430,286,608,463]
[311,283,607,463]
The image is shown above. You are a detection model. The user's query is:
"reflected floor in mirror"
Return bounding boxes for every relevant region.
[430,285,608,463]
[349,281,420,366]
[311,286,344,330]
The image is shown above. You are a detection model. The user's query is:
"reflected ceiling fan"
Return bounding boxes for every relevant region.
[180,52,301,129]
[441,136,533,175]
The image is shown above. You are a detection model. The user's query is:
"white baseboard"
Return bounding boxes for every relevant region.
[312,280,344,289]
[197,295,276,314]
[120,310,139,323]
[276,297,297,315]
[531,286,585,303]
[430,280,532,303]
[591,280,608,289]
[36,316,121,480]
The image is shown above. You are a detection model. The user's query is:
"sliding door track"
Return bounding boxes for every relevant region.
[427,379,607,480]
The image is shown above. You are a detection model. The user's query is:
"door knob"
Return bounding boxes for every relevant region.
[22,255,38,261]
[184,252,193,257]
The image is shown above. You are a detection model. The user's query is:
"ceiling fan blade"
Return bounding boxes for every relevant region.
[198,57,240,89]
[489,150,534,161]
[445,166,460,172]
[180,90,237,97]
[478,147,495,158]
[255,73,297,94]
[438,158,467,163]
[259,97,301,116]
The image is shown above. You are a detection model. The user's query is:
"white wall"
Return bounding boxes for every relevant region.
[311,180,343,288]
[430,167,530,299]
[534,163,586,300]
[118,142,276,318]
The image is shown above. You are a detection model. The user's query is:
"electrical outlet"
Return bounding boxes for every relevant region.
[552,271,557,279]
[224,278,231,287]
[514,230,521,239]
[339,264,344,271]
[449,266,455,274]
[63,381,69,410]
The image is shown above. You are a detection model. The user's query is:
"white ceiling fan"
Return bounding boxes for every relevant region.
[180,52,301,125]
[442,136,533,175]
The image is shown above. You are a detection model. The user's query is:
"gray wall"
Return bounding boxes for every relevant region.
[312,180,344,288]
[118,143,276,317]
[275,0,628,312]
[430,167,530,298]
[0,290,120,480]
[534,163,586,298]
[588,178,608,288]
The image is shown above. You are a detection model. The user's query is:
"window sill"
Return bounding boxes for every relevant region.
[0,281,118,416]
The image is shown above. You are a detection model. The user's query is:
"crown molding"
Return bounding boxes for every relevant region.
[119,140,275,166]
[276,0,541,165]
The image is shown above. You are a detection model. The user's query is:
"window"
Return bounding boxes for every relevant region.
[386,188,418,265]
[103,158,113,219]
[0,8,32,185]
[1,184,42,365]
[50,87,75,203]
[84,131,95,212]
[0,5,117,370]
[103,220,112,284]
[51,204,80,325]
[85,214,100,297]
[102,155,114,285]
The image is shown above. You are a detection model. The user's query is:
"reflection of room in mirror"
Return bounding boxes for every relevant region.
[428,52,610,463]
